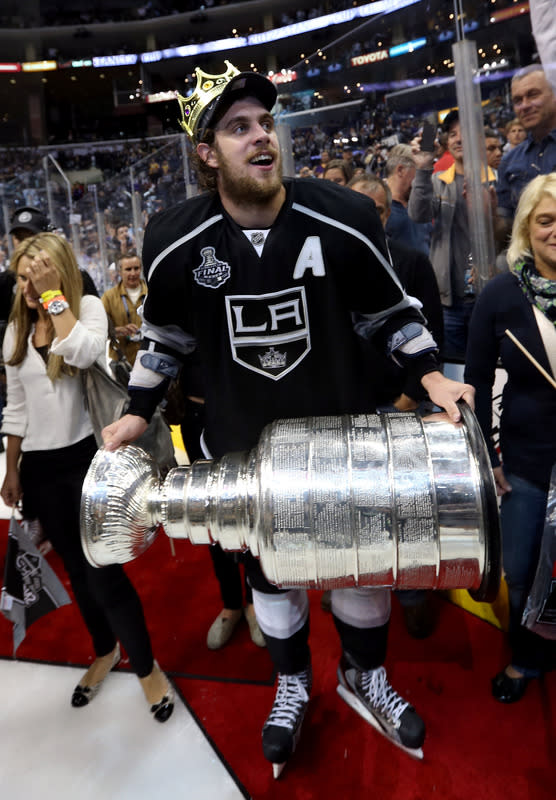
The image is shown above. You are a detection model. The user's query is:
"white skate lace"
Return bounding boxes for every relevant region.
[360,666,408,725]
[266,672,310,729]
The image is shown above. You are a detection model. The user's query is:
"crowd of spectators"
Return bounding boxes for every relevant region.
[0,135,189,289]
[0,0,523,30]
[290,91,512,175]
[0,88,521,295]
[0,1,331,29]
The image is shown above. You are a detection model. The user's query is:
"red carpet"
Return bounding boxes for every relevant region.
[1,519,554,799]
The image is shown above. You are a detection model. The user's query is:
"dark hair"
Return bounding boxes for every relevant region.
[323,158,353,183]
[442,109,459,134]
[192,128,218,193]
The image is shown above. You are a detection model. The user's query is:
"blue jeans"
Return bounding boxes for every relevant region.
[442,300,475,362]
[500,472,552,677]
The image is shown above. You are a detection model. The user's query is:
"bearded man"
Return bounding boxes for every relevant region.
[102,62,474,777]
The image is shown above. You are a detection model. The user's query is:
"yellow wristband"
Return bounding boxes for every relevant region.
[40,289,63,304]
[42,294,66,310]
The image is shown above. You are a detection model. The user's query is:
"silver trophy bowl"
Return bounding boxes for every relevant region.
[81,404,501,601]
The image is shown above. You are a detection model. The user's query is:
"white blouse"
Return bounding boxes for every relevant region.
[1,295,108,452]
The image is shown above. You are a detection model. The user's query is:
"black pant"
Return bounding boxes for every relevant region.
[208,543,253,609]
[180,399,255,610]
[179,396,205,463]
[20,436,154,677]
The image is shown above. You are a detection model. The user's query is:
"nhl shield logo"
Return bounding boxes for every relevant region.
[193,247,231,289]
[226,286,311,380]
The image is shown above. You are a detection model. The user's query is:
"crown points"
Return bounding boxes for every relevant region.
[259,347,287,370]
[176,60,240,140]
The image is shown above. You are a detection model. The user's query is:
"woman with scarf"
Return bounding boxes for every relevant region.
[1,232,174,721]
[465,172,556,703]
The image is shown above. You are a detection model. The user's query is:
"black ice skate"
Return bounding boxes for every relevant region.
[262,664,312,778]
[337,657,425,759]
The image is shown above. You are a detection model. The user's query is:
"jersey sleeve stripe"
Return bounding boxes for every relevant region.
[147,213,224,281]
[142,319,197,354]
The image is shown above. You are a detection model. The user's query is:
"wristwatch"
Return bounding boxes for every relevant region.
[46,298,70,315]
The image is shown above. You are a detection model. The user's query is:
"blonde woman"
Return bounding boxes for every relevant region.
[465,173,556,703]
[0,233,173,721]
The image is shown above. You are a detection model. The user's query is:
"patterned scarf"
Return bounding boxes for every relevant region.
[513,258,556,325]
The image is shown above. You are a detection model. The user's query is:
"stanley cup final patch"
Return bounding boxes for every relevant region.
[193,246,231,289]
[225,286,311,380]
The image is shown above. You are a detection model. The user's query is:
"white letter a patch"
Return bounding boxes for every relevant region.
[293,236,326,279]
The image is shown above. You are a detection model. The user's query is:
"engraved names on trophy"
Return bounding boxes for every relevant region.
[386,414,438,588]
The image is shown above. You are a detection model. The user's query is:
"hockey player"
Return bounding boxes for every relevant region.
[102,62,475,776]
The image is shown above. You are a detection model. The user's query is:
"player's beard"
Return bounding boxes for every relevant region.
[216,145,283,206]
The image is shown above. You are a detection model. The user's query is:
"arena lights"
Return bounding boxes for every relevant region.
[141,51,164,64]
[145,91,178,104]
[490,1,529,23]
[93,54,138,68]
[480,58,508,72]
[268,70,298,85]
[59,60,93,69]
[194,37,247,54]
[389,38,427,58]
[248,0,418,47]
[22,60,57,72]
[139,37,247,65]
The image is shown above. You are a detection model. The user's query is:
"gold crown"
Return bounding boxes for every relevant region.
[176,60,240,141]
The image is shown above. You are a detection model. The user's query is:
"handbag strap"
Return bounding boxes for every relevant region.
[532,305,556,379]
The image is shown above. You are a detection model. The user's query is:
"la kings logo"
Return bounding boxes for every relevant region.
[194,246,231,289]
[226,287,311,380]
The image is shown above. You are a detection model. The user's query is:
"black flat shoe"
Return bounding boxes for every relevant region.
[148,661,175,723]
[71,643,121,708]
[491,669,530,703]
[151,691,175,722]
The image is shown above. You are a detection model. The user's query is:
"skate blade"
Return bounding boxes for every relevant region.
[272,762,286,779]
[337,684,424,761]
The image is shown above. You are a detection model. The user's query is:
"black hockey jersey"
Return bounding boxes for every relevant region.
[131,178,438,456]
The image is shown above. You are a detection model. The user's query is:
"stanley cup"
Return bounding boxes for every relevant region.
[81,404,501,602]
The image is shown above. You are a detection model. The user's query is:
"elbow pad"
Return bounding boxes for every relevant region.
[139,351,181,380]
[388,322,437,367]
